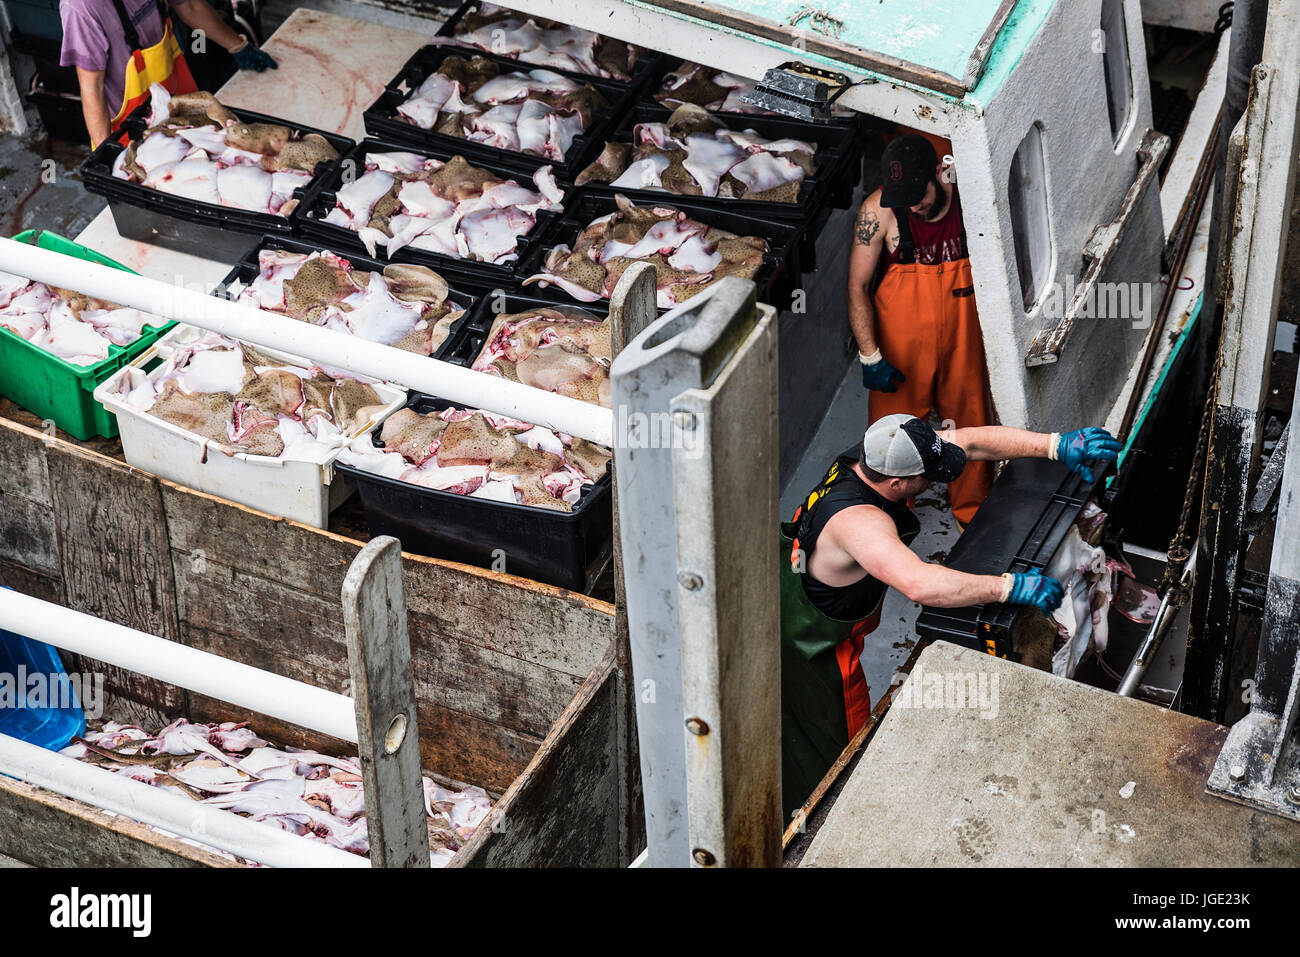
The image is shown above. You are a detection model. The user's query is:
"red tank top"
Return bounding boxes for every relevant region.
[884,183,967,266]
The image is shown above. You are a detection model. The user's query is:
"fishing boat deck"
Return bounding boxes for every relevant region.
[799,641,1300,867]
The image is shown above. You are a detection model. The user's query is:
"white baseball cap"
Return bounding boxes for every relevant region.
[862,414,966,481]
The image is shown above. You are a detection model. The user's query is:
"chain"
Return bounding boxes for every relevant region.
[1161,357,1220,597]
[1215,2,1234,36]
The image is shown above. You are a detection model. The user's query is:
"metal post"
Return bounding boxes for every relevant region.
[1187,0,1300,720]
[612,277,781,867]
[609,262,658,864]
[341,536,430,868]
[1207,350,1300,820]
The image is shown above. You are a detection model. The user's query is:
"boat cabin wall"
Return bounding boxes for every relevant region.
[955,0,1164,431]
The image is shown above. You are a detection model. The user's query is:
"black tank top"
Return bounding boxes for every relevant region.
[792,447,921,620]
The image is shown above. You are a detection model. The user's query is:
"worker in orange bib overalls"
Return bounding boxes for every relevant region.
[60,0,277,148]
[846,132,995,527]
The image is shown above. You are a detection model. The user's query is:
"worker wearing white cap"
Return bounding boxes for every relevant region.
[779,415,1120,821]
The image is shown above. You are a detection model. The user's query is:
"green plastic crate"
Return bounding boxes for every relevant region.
[0,230,175,440]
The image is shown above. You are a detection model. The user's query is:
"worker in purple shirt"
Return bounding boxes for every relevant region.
[60,0,277,148]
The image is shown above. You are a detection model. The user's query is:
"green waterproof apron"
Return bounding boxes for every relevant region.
[780,449,919,823]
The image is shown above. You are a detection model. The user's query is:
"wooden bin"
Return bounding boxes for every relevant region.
[0,413,639,867]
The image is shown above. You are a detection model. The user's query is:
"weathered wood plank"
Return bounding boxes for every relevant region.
[159,481,357,600]
[158,480,614,677]
[46,444,185,726]
[183,625,541,791]
[0,494,59,577]
[174,549,584,737]
[0,556,63,604]
[402,570,610,679]
[454,644,621,867]
[0,417,53,507]
[408,624,585,739]
[343,536,429,867]
[0,776,238,868]
[415,701,541,793]
[173,553,352,679]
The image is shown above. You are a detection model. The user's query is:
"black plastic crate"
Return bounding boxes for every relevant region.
[436,0,664,90]
[81,99,353,261]
[576,102,861,228]
[437,287,610,372]
[363,45,635,181]
[3,0,62,43]
[213,233,491,361]
[914,459,1110,657]
[511,187,804,313]
[27,86,87,144]
[335,392,612,591]
[294,138,569,283]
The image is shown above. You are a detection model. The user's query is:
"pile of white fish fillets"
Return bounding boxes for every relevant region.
[339,403,610,510]
[110,84,338,214]
[113,331,388,460]
[235,248,467,355]
[338,305,612,509]
[577,105,818,203]
[398,55,606,161]
[319,150,564,262]
[64,719,492,865]
[436,2,645,80]
[0,269,160,366]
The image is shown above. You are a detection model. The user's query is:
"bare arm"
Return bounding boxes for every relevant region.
[171,0,245,52]
[75,67,111,149]
[846,194,891,356]
[834,507,1006,608]
[941,425,1054,462]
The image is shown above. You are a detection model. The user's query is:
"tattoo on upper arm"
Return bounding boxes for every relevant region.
[855,209,881,247]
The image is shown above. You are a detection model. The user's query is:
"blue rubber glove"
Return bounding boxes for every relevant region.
[1055,427,1121,482]
[233,41,278,72]
[860,355,906,393]
[1004,570,1065,616]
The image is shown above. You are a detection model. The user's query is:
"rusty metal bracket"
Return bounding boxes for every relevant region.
[1025,130,1171,367]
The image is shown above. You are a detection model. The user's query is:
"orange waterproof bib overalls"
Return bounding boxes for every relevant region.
[869,187,995,525]
[108,0,197,133]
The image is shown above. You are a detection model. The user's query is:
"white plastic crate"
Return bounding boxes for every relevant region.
[94,325,407,528]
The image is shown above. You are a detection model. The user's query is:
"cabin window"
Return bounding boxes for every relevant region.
[1100,0,1133,143]
[1008,123,1052,311]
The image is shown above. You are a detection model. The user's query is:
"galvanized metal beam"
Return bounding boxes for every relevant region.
[612,278,781,867]
[1186,0,1300,719]
[1208,357,1300,820]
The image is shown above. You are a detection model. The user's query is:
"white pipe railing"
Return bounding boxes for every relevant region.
[0,237,615,448]
[0,589,374,866]
[0,734,368,868]
[0,589,357,743]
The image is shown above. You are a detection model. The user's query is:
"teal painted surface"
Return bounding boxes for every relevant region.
[968,0,1057,107]
[706,0,1007,78]
[626,0,1056,104]
[1114,293,1204,478]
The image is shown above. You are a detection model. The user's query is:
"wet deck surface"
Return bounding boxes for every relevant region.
[0,113,96,239]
